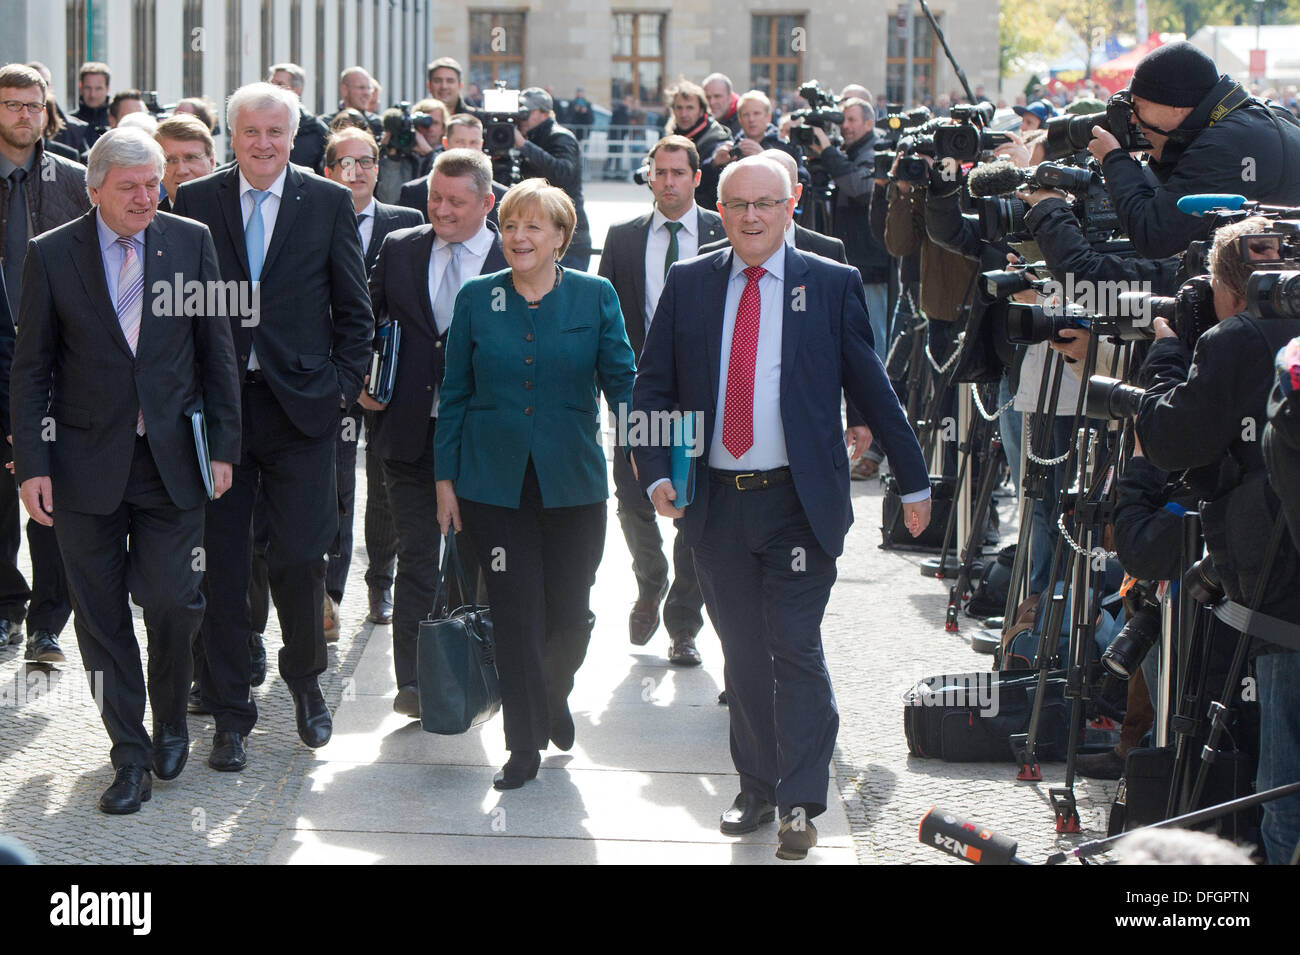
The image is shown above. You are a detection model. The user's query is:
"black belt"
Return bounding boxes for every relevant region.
[246,370,268,384]
[710,466,792,491]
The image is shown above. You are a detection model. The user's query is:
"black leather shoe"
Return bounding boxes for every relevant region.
[1075,748,1126,780]
[549,699,575,752]
[290,680,332,748]
[0,618,21,646]
[393,684,421,719]
[208,730,246,771]
[628,597,661,647]
[187,681,211,715]
[151,723,190,781]
[367,587,393,625]
[99,765,152,814]
[24,630,65,663]
[668,633,702,666]
[719,791,776,834]
[776,813,818,861]
[249,632,267,688]
[493,750,541,790]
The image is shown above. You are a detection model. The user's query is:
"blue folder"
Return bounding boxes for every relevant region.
[670,411,700,507]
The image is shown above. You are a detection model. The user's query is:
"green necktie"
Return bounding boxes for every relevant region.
[664,220,684,277]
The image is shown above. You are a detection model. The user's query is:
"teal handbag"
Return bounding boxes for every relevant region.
[417,534,501,735]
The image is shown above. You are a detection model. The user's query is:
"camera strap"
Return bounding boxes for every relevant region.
[1213,601,1300,652]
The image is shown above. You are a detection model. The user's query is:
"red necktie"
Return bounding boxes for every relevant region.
[721,266,766,459]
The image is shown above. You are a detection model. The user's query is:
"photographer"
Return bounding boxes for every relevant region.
[1135,215,1300,865]
[375,99,443,204]
[804,96,892,358]
[512,87,591,270]
[1089,41,1300,259]
[1265,337,1300,553]
[710,90,802,171]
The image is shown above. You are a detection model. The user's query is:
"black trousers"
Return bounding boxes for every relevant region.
[611,441,703,635]
[324,405,397,601]
[55,437,204,769]
[380,418,478,690]
[460,460,605,752]
[198,381,338,735]
[0,442,72,633]
[691,480,839,819]
[361,417,397,594]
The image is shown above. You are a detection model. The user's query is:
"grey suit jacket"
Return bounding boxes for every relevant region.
[597,205,725,357]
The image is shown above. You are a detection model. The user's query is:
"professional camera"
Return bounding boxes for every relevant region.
[1100,583,1161,679]
[1041,90,1153,161]
[1085,375,1148,421]
[879,103,932,147]
[967,158,1123,245]
[1000,300,1093,345]
[1112,275,1218,349]
[1234,224,1300,319]
[381,101,435,158]
[476,83,529,158]
[140,90,169,116]
[789,80,845,150]
[974,194,1031,243]
[933,102,1012,162]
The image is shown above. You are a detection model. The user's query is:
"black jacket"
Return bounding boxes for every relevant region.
[1265,376,1300,556]
[1113,456,1198,581]
[1024,197,1181,294]
[680,117,730,210]
[1100,76,1300,258]
[71,102,110,146]
[172,163,374,439]
[1137,313,1300,622]
[290,107,331,175]
[397,176,505,228]
[518,117,590,255]
[53,114,91,155]
[815,133,891,283]
[364,200,424,274]
[0,141,93,267]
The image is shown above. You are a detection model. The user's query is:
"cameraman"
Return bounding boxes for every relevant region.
[710,90,802,171]
[1265,338,1300,553]
[1089,41,1300,259]
[1136,216,1300,865]
[512,87,592,270]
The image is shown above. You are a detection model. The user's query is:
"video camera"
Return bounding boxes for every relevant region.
[788,80,844,150]
[967,158,1123,246]
[873,105,933,179]
[381,101,435,158]
[475,83,529,159]
[933,102,1013,162]
[1041,91,1152,162]
[140,91,170,117]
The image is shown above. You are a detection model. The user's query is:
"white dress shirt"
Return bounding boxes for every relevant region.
[427,220,495,415]
[356,197,377,255]
[708,245,789,471]
[239,165,287,371]
[644,204,699,336]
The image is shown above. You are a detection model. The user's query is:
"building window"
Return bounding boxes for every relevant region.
[261,1,274,78]
[133,0,157,91]
[182,0,204,98]
[611,12,664,109]
[226,0,242,107]
[885,12,937,106]
[65,0,89,101]
[750,14,804,113]
[469,11,525,92]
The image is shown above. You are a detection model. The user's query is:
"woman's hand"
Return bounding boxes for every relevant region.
[436,479,462,534]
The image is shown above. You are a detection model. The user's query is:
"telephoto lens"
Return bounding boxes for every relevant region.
[1101,603,1162,680]
[1247,270,1300,320]
[1085,375,1147,421]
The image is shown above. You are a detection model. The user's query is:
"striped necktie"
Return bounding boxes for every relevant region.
[114,236,146,435]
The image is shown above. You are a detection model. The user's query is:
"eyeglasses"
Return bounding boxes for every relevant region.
[1,100,46,116]
[328,156,377,171]
[719,198,790,214]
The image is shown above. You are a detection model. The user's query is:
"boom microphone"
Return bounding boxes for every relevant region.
[966,160,1027,198]
[1176,194,1246,217]
[918,806,1025,864]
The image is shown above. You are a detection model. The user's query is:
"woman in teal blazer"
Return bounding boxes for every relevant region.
[436,179,636,789]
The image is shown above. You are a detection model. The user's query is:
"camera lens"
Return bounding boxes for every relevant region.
[1101,604,1161,680]
[1246,270,1300,320]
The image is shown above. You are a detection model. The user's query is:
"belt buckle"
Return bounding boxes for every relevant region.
[734,472,755,491]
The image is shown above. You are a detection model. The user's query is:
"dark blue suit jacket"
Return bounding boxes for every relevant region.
[632,245,928,558]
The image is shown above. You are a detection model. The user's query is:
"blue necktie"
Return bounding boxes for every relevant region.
[245,189,269,281]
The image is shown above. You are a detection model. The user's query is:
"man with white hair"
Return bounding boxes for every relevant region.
[10,127,241,813]
[173,82,373,772]
[710,90,802,171]
[632,155,930,859]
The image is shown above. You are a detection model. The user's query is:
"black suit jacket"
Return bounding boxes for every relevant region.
[366,222,508,462]
[698,223,846,264]
[172,163,374,439]
[364,200,424,274]
[598,206,725,358]
[397,176,507,228]
[10,210,241,513]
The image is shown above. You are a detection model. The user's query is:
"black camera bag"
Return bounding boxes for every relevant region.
[903,670,1071,762]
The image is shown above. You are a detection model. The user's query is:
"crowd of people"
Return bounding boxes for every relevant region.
[1,42,1298,866]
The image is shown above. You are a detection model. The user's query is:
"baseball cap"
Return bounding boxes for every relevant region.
[519,88,553,112]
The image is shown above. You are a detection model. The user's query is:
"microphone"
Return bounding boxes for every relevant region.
[966,160,1028,198]
[918,807,1023,864]
[1176,194,1246,217]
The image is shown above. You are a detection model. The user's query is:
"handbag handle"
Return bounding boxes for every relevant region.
[430,531,476,618]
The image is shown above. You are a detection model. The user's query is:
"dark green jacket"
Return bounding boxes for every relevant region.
[434,268,636,508]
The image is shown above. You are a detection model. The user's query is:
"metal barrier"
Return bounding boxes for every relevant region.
[577,124,664,181]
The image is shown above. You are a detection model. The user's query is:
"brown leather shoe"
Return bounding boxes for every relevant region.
[850,457,880,481]
[776,813,818,860]
[323,594,340,643]
[668,633,702,667]
[628,597,660,646]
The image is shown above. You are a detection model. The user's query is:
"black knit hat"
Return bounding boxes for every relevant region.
[1129,41,1220,107]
